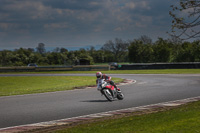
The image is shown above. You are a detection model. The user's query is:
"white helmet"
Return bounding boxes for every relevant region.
[96,72,102,79]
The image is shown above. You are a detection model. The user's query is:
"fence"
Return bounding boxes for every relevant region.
[117,62,200,70]
[1,63,200,72]
[0,65,110,72]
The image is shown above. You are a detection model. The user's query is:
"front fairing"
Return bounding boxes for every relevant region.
[105,85,115,90]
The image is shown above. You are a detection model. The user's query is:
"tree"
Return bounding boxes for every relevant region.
[53,47,60,53]
[47,52,62,65]
[87,46,103,63]
[102,38,129,62]
[60,48,68,53]
[153,38,171,62]
[174,40,200,62]
[169,0,200,40]
[128,40,153,63]
[193,40,200,61]
[0,50,14,66]
[137,35,153,44]
[76,48,94,65]
[36,43,46,54]
[13,48,31,66]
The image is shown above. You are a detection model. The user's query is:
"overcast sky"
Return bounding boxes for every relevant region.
[0,0,178,50]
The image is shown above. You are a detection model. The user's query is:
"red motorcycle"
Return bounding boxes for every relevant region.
[98,79,124,101]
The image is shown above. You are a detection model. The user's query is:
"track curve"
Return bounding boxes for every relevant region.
[0,74,200,128]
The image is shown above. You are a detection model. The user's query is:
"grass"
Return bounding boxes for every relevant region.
[0,76,123,96]
[54,101,200,133]
[1,69,200,74]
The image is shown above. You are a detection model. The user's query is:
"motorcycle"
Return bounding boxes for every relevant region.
[97,79,124,101]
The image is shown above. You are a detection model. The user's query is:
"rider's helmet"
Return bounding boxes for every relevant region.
[96,72,102,79]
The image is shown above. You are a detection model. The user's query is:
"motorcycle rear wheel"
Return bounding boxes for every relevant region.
[117,92,124,100]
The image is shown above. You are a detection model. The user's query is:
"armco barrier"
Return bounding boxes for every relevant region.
[0,66,36,72]
[35,66,73,71]
[0,65,110,72]
[118,62,200,70]
[72,65,110,71]
[1,63,199,72]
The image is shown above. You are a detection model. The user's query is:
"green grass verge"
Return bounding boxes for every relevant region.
[1,69,200,74]
[54,101,200,133]
[0,76,122,96]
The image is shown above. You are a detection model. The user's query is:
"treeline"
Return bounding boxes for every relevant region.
[129,38,200,63]
[0,37,200,67]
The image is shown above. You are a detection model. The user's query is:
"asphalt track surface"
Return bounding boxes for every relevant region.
[0,74,200,129]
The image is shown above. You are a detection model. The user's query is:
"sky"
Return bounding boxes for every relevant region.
[0,0,178,50]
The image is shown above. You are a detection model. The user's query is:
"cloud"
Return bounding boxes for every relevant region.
[1,1,47,20]
[0,23,18,31]
[125,2,136,9]
[0,0,177,48]
[124,1,150,10]
[44,23,69,29]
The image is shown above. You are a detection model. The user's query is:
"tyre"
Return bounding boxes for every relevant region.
[117,92,124,100]
[103,89,114,101]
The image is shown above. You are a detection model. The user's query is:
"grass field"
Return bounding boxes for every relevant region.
[0,76,122,96]
[55,101,200,133]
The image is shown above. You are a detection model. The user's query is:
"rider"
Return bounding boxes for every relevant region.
[96,72,119,91]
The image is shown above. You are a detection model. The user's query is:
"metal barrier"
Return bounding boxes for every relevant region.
[0,65,110,72]
[118,62,200,70]
[1,63,199,72]
[73,65,110,71]
[0,66,36,72]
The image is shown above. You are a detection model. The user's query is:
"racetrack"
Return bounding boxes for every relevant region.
[0,74,200,128]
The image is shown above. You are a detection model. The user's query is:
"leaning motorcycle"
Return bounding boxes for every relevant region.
[97,79,124,101]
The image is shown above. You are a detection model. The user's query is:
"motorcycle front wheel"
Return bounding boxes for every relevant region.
[117,92,124,100]
[102,89,114,101]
